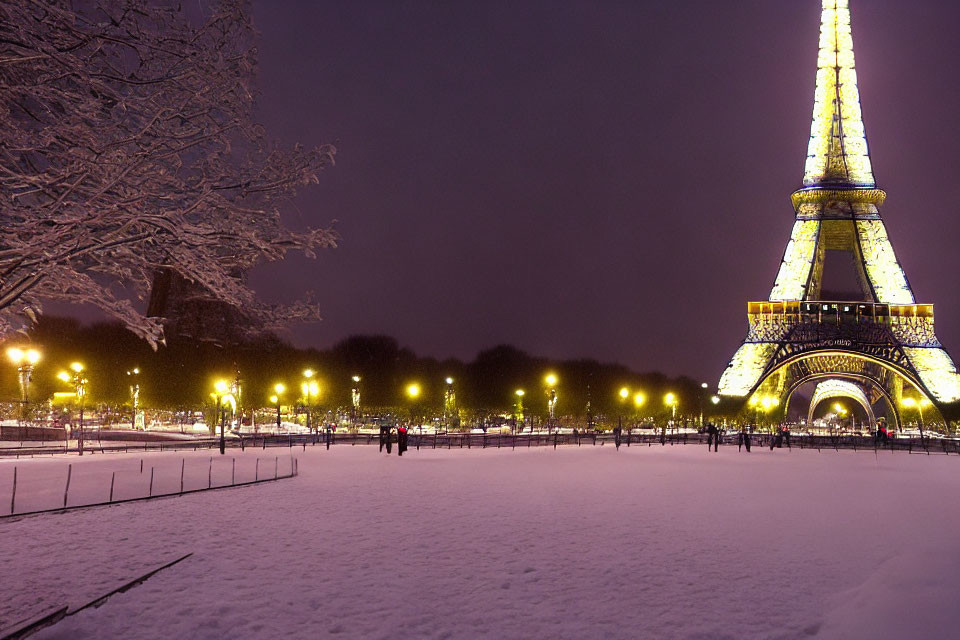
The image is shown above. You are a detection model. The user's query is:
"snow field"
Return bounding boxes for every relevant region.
[1,444,959,639]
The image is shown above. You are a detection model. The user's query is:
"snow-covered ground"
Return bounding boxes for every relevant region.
[2,444,959,639]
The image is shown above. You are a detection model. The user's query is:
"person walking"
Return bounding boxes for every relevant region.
[706,423,719,452]
[738,426,751,453]
[379,423,389,453]
[614,422,623,451]
[397,424,408,456]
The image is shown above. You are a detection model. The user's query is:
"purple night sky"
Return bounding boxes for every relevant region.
[86,1,960,382]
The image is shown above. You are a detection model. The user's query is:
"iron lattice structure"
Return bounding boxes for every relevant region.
[717,0,960,427]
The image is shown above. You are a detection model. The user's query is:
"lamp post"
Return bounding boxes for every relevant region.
[301,369,318,433]
[633,392,645,430]
[515,389,525,432]
[901,396,930,441]
[273,383,285,430]
[127,367,140,429]
[351,375,361,424]
[699,382,708,427]
[545,374,558,432]
[618,387,629,430]
[213,379,229,454]
[664,392,677,427]
[406,383,421,436]
[58,362,87,455]
[444,377,456,428]
[762,396,779,432]
[7,347,40,435]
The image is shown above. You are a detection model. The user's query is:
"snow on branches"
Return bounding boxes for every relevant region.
[0,0,337,347]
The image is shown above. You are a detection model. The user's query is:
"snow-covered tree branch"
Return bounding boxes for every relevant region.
[0,0,337,347]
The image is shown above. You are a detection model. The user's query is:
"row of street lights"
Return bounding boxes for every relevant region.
[1,348,944,438]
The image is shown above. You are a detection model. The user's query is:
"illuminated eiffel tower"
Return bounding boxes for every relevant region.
[717,0,960,429]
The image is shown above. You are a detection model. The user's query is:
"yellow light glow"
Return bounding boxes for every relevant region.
[900,397,916,408]
[406,383,421,399]
[269,395,278,404]
[619,387,629,399]
[445,377,454,385]
[857,220,914,305]
[664,393,676,406]
[214,379,228,395]
[57,371,71,383]
[718,343,778,397]
[6,347,23,364]
[352,375,361,383]
[769,220,819,302]
[303,369,315,378]
[70,362,83,373]
[515,389,525,397]
[274,383,286,394]
[711,395,720,405]
[634,392,645,407]
[804,0,874,188]
[308,381,319,396]
[545,374,557,387]
[904,347,960,403]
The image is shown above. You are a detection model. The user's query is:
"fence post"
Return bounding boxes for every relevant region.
[63,464,72,508]
[208,457,212,488]
[148,467,154,496]
[275,456,278,480]
[255,458,260,481]
[109,471,115,502]
[10,466,16,514]
[232,458,236,485]
[180,459,185,494]
[140,458,143,473]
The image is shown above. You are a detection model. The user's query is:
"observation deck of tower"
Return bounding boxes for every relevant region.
[716,0,960,428]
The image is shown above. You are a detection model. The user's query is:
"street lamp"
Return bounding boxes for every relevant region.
[901,396,930,440]
[212,379,230,454]
[127,367,140,429]
[351,375,361,424]
[617,387,629,430]
[515,389,525,431]
[545,373,558,430]
[301,369,318,433]
[406,383,421,433]
[664,392,677,424]
[7,347,40,433]
[699,382,708,427]
[444,377,456,428]
[57,362,87,455]
[273,383,285,430]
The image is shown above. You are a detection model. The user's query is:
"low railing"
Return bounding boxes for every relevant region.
[3,430,958,459]
[4,453,297,518]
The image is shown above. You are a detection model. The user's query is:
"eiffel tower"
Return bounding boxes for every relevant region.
[717,0,960,430]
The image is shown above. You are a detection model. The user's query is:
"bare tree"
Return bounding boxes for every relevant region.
[0,0,337,347]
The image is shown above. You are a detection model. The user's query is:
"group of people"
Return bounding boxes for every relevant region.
[703,423,791,453]
[378,424,409,456]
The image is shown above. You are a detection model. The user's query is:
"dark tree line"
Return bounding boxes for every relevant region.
[3,317,710,418]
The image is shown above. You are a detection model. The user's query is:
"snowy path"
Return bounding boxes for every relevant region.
[1,445,959,639]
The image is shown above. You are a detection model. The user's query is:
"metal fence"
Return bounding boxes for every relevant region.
[5,454,297,518]
[4,429,959,460]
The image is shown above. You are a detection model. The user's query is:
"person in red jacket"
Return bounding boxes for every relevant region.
[397,424,408,456]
